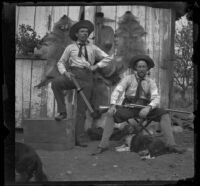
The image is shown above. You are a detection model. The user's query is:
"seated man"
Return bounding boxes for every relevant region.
[92,55,185,155]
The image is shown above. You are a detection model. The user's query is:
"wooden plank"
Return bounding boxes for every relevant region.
[39,62,48,118]
[17,6,35,31]
[145,7,155,79]
[15,59,23,128]
[168,10,176,109]
[85,6,96,43]
[159,9,172,108]
[68,6,80,21]
[132,6,146,29]
[34,6,52,37]
[21,59,32,119]
[30,60,45,118]
[46,82,55,118]
[101,6,117,31]
[23,118,75,151]
[51,6,69,24]
[152,8,161,88]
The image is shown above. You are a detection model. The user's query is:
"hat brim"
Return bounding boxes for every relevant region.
[129,55,155,70]
[69,20,94,41]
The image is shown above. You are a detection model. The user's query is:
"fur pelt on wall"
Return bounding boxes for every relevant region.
[34,15,74,88]
[98,11,147,84]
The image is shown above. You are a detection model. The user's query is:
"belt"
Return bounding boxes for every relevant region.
[69,66,91,72]
[123,96,150,106]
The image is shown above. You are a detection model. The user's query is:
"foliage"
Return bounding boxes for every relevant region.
[16,24,41,55]
[173,17,193,100]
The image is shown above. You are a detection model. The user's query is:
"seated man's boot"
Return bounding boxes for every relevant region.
[91,147,109,156]
[55,112,67,121]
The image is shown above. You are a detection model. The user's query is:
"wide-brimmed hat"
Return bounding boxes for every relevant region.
[69,20,94,41]
[129,55,155,70]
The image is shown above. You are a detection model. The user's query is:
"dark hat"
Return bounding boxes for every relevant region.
[95,12,115,22]
[69,20,94,41]
[95,12,104,18]
[129,55,155,70]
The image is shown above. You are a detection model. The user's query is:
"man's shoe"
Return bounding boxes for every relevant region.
[75,141,88,147]
[55,112,67,121]
[91,147,108,156]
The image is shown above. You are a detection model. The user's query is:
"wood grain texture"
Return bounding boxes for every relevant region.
[30,60,45,118]
[15,6,175,127]
[21,59,32,119]
[15,59,23,128]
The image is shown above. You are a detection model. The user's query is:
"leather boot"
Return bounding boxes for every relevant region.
[55,112,67,121]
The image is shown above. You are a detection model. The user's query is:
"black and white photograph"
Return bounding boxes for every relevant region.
[3,1,198,184]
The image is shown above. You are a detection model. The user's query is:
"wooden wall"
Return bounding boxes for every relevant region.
[15,5,174,127]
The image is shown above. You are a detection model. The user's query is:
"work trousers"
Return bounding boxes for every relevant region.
[99,106,176,148]
[51,67,93,142]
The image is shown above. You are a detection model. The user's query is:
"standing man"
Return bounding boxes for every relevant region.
[51,20,112,147]
[92,55,185,155]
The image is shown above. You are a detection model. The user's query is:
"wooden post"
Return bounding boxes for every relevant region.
[168,10,176,109]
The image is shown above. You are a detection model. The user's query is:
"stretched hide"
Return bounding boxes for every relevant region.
[96,25,115,54]
[96,11,147,86]
[34,15,74,88]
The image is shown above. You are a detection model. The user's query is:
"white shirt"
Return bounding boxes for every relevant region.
[57,41,112,74]
[110,73,160,109]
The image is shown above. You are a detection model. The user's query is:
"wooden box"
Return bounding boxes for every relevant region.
[22,118,75,151]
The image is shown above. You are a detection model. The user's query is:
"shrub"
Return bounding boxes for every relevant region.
[16,24,41,55]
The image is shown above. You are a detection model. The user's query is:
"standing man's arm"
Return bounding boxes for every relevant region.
[90,45,113,71]
[108,76,130,115]
[57,46,74,79]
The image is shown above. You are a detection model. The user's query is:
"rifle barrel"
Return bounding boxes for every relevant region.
[99,104,193,115]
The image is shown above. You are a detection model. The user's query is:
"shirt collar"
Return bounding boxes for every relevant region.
[76,40,89,45]
[134,72,148,81]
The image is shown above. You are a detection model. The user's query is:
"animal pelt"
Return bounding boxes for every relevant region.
[130,134,184,157]
[15,142,48,182]
[34,15,74,88]
[116,11,147,65]
[96,11,147,85]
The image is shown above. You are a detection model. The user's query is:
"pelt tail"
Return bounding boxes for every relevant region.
[34,79,52,89]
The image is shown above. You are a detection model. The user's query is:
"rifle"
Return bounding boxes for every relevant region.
[99,104,193,115]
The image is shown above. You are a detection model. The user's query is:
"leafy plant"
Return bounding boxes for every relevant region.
[173,17,193,100]
[16,24,41,55]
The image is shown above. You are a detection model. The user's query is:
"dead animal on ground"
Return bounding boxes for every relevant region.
[129,134,185,158]
[15,142,48,182]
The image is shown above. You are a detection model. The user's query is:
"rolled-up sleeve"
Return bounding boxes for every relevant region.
[110,76,130,105]
[94,46,112,68]
[57,46,70,74]
[148,79,160,109]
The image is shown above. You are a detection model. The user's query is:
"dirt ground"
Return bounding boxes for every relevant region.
[15,128,194,182]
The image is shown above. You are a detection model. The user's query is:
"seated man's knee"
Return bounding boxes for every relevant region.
[160,113,171,123]
[51,79,60,89]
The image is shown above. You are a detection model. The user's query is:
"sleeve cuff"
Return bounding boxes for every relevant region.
[96,62,104,68]
[148,103,157,110]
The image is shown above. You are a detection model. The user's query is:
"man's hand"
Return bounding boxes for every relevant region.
[107,104,116,116]
[64,71,74,80]
[139,105,152,118]
[90,64,99,71]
